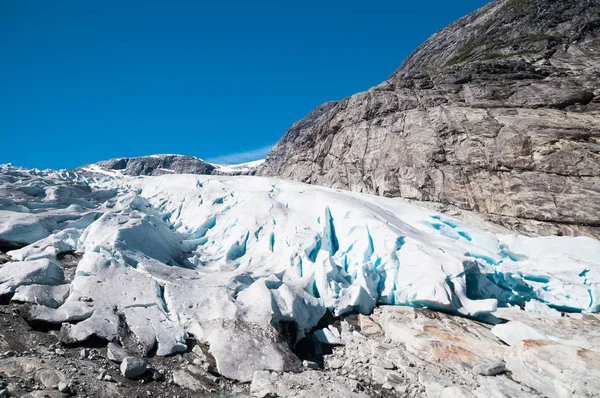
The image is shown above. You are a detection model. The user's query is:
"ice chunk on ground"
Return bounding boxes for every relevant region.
[492,321,548,346]
[8,229,82,262]
[0,259,64,297]
[524,299,562,318]
[314,325,345,345]
[12,284,70,308]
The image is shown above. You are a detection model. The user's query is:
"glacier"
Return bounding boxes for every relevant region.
[0,164,599,381]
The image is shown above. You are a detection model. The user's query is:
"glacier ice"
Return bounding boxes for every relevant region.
[524,299,562,318]
[314,325,344,345]
[0,259,65,297]
[0,164,599,381]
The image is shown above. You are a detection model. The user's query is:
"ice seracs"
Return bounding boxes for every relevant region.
[0,164,599,381]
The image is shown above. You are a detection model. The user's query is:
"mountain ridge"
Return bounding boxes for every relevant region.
[76,154,264,177]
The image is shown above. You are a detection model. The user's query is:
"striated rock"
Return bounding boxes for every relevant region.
[505,340,600,398]
[377,306,506,366]
[250,306,593,397]
[260,0,600,238]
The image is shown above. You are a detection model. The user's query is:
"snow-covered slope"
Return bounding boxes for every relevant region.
[0,164,598,381]
[211,158,265,174]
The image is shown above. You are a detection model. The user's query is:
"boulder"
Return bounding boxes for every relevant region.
[119,357,147,379]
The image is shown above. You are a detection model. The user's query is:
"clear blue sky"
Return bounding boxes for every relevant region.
[1,0,490,169]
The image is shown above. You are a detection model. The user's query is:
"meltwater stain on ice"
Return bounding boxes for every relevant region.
[427,215,472,241]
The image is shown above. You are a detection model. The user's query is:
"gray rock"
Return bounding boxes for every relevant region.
[106,343,127,364]
[37,368,65,389]
[206,318,301,382]
[303,360,319,370]
[0,358,66,389]
[472,361,506,376]
[202,362,214,373]
[191,345,209,362]
[260,0,600,239]
[328,358,344,370]
[171,370,208,392]
[56,381,69,393]
[0,252,11,265]
[119,357,147,379]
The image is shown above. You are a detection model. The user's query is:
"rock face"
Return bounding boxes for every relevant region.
[260,0,600,238]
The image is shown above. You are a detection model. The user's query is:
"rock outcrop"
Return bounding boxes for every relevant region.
[81,154,217,176]
[250,306,600,398]
[260,0,600,238]
[77,154,264,177]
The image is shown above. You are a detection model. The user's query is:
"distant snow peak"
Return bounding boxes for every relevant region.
[76,154,264,178]
[212,158,265,173]
[0,165,598,381]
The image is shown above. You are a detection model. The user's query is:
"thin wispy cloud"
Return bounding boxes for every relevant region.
[207,144,274,165]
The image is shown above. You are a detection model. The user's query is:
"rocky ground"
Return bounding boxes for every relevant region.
[2,281,599,398]
[250,305,600,398]
[0,301,248,398]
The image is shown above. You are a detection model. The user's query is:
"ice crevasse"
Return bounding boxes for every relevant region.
[0,166,598,381]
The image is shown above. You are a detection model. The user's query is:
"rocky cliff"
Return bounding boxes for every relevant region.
[260,0,600,238]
